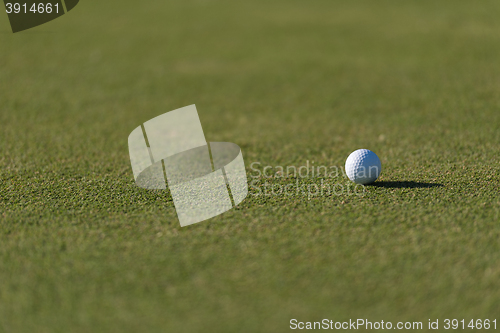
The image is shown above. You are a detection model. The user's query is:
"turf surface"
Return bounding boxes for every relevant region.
[1,0,500,332]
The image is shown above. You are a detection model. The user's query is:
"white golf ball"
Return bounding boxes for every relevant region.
[345,149,382,184]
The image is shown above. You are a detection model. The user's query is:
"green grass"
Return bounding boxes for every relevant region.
[1,0,500,332]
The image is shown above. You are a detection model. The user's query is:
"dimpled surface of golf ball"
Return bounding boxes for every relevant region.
[345,149,382,184]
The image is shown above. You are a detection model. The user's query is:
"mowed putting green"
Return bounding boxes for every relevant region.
[1,0,499,332]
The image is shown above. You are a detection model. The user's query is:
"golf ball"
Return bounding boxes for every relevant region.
[345,149,382,184]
